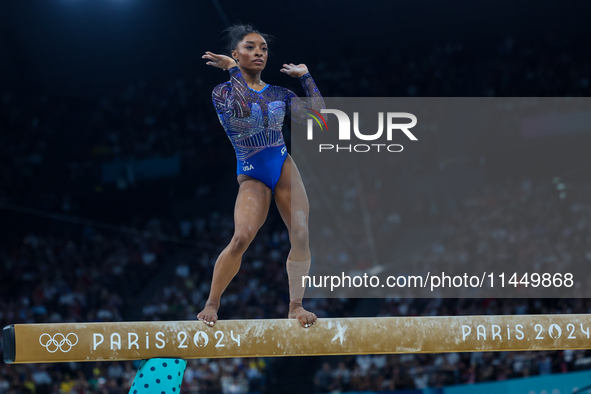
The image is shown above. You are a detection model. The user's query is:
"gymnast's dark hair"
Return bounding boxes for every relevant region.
[223,24,274,56]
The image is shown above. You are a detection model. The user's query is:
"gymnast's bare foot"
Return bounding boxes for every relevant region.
[289,302,317,328]
[197,302,218,327]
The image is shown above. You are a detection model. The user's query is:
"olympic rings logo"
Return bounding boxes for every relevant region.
[39,333,79,353]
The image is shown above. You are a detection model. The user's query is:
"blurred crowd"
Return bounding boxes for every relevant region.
[1,32,590,394]
[407,178,591,293]
[309,175,591,391]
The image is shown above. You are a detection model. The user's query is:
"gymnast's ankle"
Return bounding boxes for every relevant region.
[205,300,220,309]
[289,300,304,309]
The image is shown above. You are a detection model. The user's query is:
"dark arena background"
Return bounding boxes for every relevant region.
[1,1,591,393]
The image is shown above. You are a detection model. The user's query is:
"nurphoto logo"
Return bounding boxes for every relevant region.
[306,109,417,153]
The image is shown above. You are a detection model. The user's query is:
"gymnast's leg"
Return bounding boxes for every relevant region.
[274,155,317,328]
[197,176,272,326]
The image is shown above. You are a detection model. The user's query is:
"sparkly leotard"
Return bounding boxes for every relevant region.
[212,65,325,193]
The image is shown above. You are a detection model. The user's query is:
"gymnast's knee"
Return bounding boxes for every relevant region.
[228,230,254,255]
[290,226,309,251]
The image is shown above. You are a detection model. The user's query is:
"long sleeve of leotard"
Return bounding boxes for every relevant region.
[212,66,251,118]
[286,72,326,125]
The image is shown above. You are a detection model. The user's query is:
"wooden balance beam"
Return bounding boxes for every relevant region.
[4,314,591,364]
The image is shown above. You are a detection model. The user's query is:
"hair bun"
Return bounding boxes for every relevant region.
[223,24,274,56]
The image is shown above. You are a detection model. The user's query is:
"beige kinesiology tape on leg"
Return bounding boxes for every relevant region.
[287,259,311,302]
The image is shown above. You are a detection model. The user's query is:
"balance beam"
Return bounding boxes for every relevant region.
[4,315,591,364]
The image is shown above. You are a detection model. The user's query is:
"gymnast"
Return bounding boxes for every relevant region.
[197,24,325,328]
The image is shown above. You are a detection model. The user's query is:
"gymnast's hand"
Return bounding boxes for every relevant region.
[281,63,308,78]
[202,51,237,71]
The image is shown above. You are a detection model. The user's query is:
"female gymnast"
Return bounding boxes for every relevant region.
[197,24,324,329]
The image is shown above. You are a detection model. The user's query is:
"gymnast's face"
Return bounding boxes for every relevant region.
[232,33,268,72]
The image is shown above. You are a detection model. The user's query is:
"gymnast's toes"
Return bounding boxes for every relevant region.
[289,306,317,328]
[197,307,218,326]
